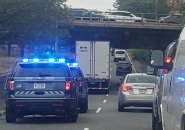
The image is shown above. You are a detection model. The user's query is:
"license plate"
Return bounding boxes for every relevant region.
[139,89,146,94]
[34,83,45,89]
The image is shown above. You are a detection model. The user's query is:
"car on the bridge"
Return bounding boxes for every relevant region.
[69,8,115,21]
[103,10,145,22]
[5,58,79,123]
[159,13,182,24]
[68,63,88,113]
[118,73,158,111]
[116,61,132,76]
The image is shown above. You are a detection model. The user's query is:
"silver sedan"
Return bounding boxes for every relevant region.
[118,73,158,111]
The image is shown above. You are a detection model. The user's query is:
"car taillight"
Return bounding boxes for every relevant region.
[120,85,133,92]
[65,81,71,91]
[165,57,172,64]
[9,81,14,91]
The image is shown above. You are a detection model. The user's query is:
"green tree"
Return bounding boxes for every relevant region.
[0,0,70,56]
[114,0,170,18]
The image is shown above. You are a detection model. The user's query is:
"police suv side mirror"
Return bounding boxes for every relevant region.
[149,50,164,69]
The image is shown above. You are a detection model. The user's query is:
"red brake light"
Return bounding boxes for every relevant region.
[9,81,14,91]
[120,85,133,92]
[65,81,71,91]
[165,57,172,64]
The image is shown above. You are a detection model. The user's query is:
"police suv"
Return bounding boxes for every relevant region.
[150,26,185,130]
[68,63,88,113]
[5,58,78,123]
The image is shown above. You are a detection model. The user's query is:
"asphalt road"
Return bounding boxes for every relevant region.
[0,54,152,130]
[0,91,152,130]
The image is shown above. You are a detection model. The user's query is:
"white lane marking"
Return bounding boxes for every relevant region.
[110,75,111,79]
[84,128,89,130]
[125,51,137,73]
[110,68,112,70]
[96,107,101,113]
[103,99,107,103]
[106,94,108,96]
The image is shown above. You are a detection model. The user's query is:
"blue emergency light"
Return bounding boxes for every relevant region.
[67,62,78,67]
[49,58,55,62]
[22,58,29,62]
[33,58,39,62]
[22,58,66,63]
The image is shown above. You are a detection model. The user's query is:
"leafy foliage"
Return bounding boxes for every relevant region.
[114,0,170,18]
[0,0,70,55]
[128,49,150,63]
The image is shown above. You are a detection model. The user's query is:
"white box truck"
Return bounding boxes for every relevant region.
[76,41,110,93]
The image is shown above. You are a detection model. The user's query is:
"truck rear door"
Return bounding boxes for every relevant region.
[76,41,91,78]
[94,41,110,79]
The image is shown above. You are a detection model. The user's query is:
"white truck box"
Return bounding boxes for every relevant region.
[76,41,110,93]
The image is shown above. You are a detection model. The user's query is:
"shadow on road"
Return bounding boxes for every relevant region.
[16,116,68,124]
[121,108,152,113]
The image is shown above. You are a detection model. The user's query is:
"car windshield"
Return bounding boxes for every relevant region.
[126,75,157,83]
[14,64,67,77]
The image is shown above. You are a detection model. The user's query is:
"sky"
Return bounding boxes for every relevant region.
[66,0,115,11]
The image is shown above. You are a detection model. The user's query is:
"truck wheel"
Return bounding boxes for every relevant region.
[79,97,88,113]
[6,107,16,123]
[116,71,120,76]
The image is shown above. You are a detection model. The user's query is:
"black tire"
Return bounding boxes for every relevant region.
[6,107,16,123]
[116,71,119,76]
[104,89,109,94]
[118,103,125,112]
[152,112,162,130]
[66,105,78,123]
[79,97,88,113]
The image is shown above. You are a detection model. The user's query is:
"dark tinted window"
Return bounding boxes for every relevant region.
[14,63,68,77]
[115,51,125,54]
[126,75,157,83]
[70,67,80,77]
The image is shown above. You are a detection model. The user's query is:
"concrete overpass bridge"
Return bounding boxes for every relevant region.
[64,20,183,50]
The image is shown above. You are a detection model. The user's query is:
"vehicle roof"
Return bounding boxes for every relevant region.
[105,10,131,13]
[114,49,126,51]
[126,73,148,76]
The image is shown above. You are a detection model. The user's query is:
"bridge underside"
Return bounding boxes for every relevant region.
[69,25,181,50]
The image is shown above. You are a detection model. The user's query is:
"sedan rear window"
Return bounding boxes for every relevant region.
[126,75,157,83]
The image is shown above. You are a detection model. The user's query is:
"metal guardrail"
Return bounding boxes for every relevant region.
[71,12,182,25]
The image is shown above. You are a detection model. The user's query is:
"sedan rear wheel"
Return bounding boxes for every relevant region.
[118,103,125,112]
